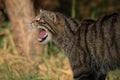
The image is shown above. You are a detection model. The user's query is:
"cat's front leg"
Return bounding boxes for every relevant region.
[73,68,98,80]
[74,72,97,80]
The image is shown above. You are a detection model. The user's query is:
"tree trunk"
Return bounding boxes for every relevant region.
[5,0,43,58]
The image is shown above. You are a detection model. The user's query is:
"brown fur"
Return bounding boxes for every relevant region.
[31,10,120,80]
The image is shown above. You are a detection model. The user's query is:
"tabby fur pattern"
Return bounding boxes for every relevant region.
[31,10,120,80]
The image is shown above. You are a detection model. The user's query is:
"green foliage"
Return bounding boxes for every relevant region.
[0,37,4,48]
[0,22,10,48]
[47,41,61,55]
[71,0,76,18]
[0,65,39,80]
[107,70,120,80]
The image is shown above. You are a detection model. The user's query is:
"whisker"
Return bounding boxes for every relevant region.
[24,23,37,34]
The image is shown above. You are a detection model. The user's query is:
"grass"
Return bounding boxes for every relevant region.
[0,51,73,80]
[1,26,120,80]
[106,70,120,80]
[0,22,120,80]
[0,24,73,80]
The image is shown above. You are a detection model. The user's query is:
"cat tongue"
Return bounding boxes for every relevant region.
[39,29,47,39]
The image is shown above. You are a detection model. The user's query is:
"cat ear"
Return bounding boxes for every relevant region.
[39,9,44,14]
[39,9,47,14]
[50,13,57,23]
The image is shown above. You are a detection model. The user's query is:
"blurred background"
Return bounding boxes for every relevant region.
[0,0,120,80]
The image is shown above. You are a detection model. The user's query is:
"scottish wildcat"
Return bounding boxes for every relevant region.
[31,10,120,80]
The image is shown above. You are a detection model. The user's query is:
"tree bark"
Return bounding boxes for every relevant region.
[5,0,43,58]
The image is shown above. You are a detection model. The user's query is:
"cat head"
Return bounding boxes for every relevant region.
[31,9,65,44]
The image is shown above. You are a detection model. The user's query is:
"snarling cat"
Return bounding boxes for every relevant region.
[31,9,120,80]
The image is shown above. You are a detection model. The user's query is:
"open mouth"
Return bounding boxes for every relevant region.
[38,29,48,42]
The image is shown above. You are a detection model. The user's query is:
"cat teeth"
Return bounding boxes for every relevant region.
[44,33,48,38]
[38,33,48,42]
[38,38,42,41]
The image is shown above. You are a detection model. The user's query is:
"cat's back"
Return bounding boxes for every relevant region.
[79,13,120,72]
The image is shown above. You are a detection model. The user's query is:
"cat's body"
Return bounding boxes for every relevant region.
[61,14,120,80]
[31,10,120,80]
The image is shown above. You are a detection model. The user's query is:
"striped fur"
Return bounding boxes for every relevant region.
[32,10,120,80]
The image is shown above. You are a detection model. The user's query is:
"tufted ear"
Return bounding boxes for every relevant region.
[39,9,57,23]
[49,12,57,23]
[39,9,45,14]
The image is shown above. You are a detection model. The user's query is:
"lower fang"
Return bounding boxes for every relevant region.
[44,33,48,38]
[38,38,42,41]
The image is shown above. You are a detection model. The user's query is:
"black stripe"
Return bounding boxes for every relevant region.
[93,22,97,59]
[106,42,112,61]
[114,41,119,55]
[110,14,118,46]
[44,21,56,34]
[63,17,71,35]
[100,21,105,57]
[70,18,79,27]
[97,16,106,58]
[108,14,118,58]
[100,13,119,25]
[63,16,75,36]
[84,23,92,64]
